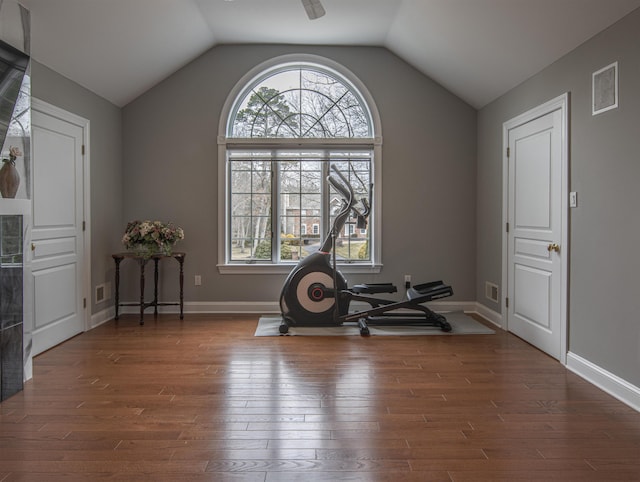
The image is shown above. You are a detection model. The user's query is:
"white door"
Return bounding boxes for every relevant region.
[504,95,568,361]
[31,101,87,355]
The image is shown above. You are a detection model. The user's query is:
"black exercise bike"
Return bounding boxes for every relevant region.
[279,164,453,335]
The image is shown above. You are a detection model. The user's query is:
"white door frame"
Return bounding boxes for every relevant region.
[501,93,569,365]
[31,97,91,333]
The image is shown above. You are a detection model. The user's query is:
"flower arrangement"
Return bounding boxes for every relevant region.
[122,220,184,257]
[2,146,22,166]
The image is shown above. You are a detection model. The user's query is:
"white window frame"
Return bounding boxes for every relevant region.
[217,54,383,275]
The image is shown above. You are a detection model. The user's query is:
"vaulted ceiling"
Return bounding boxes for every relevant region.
[19,0,640,108]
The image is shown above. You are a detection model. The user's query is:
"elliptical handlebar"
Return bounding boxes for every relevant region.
[319,164,372,254]
[330,165,355,201]
[327,176,353,208]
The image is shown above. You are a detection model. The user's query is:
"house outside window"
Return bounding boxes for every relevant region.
[218,54,382,274]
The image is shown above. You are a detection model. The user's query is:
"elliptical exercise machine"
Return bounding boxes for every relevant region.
[278,164,453,336]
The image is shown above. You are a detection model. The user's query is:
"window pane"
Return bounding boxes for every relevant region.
[280,169,300,193]
[252,165,271,190]
[231,193,251,215]
[230,215,252,260]
[252,237,272,260]
[281,234,301,261]
[229,158,273,262]
[231,171,251,193]
[280,215,299,236]
[251,194,270,216]
[301,216,321,255]
[230,215,272,261]
[277,158,325,261]
[301,194,321,212]
[231,67,371,139]
[327,160,372,262]
[279,176,323,261]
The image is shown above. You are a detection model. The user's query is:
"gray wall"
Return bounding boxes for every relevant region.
[30,61,123,315]
[477,9,640,386]
[122,44,477,305]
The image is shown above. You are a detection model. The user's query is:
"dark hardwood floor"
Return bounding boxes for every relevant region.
[1,313,639,481]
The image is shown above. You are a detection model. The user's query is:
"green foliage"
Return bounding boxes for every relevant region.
[235,87,298,137]
[253,237,297,259]
[253,240,271,259]
[358,240,369,260]
[280,243,294,260]
[280,234,298,258]
[281,233,302,247]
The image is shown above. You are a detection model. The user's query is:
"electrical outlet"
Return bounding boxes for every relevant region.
[404,274,411,289]
[569,191,578,208]
[195,275,202,286]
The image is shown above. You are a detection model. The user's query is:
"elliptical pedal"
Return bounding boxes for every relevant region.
[358,318,370,336]
[279,321,290,334]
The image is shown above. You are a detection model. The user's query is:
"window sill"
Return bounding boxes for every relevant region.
[217,263,382,275]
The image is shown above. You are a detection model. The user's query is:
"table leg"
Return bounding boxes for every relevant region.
[139,258,147,325]
[153,257,160,317]
[179,256,184,320]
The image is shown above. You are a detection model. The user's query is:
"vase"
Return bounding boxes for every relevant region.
[131,242,173,258]
[0,162,20,198]
[132,244,157,259]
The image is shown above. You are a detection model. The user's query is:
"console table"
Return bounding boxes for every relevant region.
[112,251,185,325]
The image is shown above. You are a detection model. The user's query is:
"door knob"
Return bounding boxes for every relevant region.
[547,243,560,253]
[31,243,36,251]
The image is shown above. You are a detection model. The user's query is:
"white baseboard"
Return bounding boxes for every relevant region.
[113,301,281,316]
[186,301,281,314]
[96,300,500,316]
[23,354,32,382]
[90,306,115,329]
[566,351,640,412]
[108,299,483,317]
[468,303,503,329]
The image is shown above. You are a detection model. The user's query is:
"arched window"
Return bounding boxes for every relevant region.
[218,55,382,273]
[229,66,372,138]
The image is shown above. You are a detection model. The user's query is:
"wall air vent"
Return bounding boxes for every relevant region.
[485,282,499,303]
